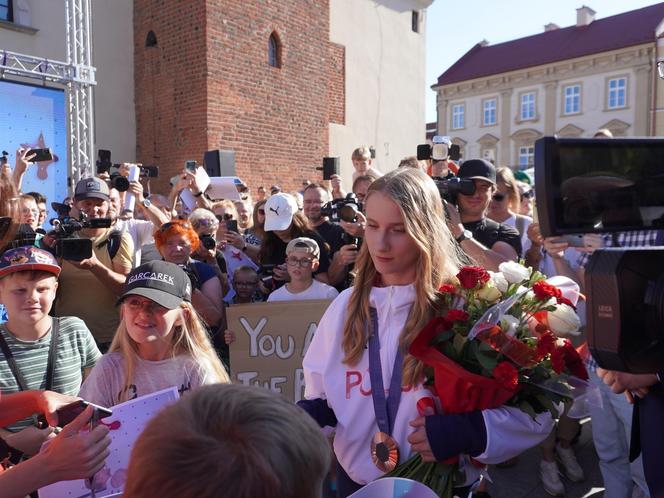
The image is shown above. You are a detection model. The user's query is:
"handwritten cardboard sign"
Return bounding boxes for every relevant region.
[228,300,332,403]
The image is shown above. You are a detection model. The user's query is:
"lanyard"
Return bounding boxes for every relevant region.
[367,307,404,436]
[0,318,59,392]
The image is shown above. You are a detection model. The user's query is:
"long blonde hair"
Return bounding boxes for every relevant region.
[110,301,230,402]
[342,168,463,386]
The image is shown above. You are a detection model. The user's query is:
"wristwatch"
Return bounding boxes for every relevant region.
[141,198,152,208]
[456,229,473,243]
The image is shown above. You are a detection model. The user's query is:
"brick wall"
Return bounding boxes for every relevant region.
[134,0,344,196]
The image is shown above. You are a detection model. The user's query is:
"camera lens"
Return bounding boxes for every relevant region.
[339,204,359,223]
[111,174,130,192]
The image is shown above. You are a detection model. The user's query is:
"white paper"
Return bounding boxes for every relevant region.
[39,387,180,498]
[123,164,141,213]
[206,176,242,201]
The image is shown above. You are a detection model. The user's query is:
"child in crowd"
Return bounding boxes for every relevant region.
[0,246,100,456]
[230,265,265,304]
[299,168,554,498]
[123,384,330,498]
[79,260,229,407]
[267,237,338,302]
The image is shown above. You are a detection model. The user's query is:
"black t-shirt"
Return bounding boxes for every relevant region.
[463,218,522,257]
[315,220,346,256]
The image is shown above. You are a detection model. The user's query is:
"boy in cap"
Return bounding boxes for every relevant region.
[0,246,100,457]
[267,237,338,302]
[55,177,134,350]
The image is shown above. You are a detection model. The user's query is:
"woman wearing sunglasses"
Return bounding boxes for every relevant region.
[487,167,533,257]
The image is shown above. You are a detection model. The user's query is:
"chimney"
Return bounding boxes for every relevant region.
[576,6,596,27]
[544,22,560,32]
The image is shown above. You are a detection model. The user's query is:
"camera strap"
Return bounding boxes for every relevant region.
[0,317,60,392]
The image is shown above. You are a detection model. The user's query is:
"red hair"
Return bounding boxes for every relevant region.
[154,220,201,252]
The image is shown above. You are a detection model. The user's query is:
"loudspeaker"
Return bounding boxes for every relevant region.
[204,149,236,177]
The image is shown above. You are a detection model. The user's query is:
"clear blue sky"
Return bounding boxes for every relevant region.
[425,0,661,122]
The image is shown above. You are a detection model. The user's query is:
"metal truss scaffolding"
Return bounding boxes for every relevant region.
[0,0,96,183]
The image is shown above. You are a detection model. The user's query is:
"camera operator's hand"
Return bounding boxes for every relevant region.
[5,425,56,456]
[527,223,544,247]
[579,233,604,254]
[340,210,366,238]
[67,252,99,271]
[442,200,464,239]
[174,172,192,193]
[335,244,359,266]
[128,180,145,203]
[596,368,658,403]
[542,236,569,259]
[273,263,290,282]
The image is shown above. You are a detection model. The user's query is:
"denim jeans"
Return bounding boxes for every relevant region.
[588,367,649,498]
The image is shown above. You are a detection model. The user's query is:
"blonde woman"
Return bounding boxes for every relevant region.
[300,168,553,497]
[79,261,229,406]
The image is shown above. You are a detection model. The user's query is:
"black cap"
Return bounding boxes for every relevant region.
[74,177,110,201]
[457,159,496,185]
[119,261,192,309]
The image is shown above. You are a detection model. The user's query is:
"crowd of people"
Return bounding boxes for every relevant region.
[0,138,661,498]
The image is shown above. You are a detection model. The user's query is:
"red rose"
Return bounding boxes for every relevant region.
[492,361,519,389]
[439,284,456,294]
[550,347,565,374]
[457,266,490,289]
[561,340,589,380]
[557,296,577,310]
[446,309,470,322]
[536,330,557,360]
[532,281,562,302]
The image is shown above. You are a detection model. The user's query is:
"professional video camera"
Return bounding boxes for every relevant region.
[535,136,664,373]
[432,176,475,205]
[321,193,362,223]
[417,135,461,162]
[49,214,112,261]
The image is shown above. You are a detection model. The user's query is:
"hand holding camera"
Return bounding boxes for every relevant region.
[339,209,366,238]
[336,244,359,266]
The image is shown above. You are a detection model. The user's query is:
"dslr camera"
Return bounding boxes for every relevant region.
[536,136,664,374]
[432,176,475,205]
[49,214,112,261]
[321,193,362,223]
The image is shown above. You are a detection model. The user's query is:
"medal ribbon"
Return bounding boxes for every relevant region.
[367,307,404,436]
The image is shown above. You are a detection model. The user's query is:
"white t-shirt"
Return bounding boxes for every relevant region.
[115,218,155,267]
[502,213,533,255]
[78,352,219,407]
[267,279,339,302]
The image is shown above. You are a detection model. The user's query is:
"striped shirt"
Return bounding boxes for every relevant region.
[0,316,101,432]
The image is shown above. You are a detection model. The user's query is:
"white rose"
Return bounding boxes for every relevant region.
[498,261,532,284]
[547,304,581,337]
[489,271,509,293]
[500,314,520,336]
[477,282,501,302]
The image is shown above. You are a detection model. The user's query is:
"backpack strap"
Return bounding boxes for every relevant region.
[97,230,123,260]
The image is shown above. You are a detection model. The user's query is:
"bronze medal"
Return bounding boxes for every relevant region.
[371,431,399,472]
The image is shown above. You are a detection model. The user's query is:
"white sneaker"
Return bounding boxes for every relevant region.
[556,443,585,482]
[540,460,565,496]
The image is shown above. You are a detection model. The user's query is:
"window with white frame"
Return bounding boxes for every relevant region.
[563,84,581,114]
[451,104,465,130]
[520,92,535,120]
[483,98,497,126]
[518,146,534,167]
[607,77,626,109]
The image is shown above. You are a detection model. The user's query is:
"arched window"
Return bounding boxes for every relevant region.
[268,32,281,68]
[145,30,158,48]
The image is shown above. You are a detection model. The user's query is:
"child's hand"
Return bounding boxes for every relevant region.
[224,329,236,345]
[6,425,56,456]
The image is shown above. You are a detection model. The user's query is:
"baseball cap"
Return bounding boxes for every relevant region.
[119,261,192,309]
[264,193,298,232]
[457,159,496,185]
[286,237,320,259]
[0,246,61,279]
[74,177,110,202]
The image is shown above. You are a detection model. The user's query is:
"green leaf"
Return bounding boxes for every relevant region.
[431,329,454,347]
[518,400,538,419]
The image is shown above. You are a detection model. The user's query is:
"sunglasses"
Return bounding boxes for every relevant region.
[520,190,534,200]
[492,193,507,202]
[215,213,233,222]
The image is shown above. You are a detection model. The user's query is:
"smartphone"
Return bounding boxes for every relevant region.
[259,264,275,276]
[37,400,113,428]
[185,160,197,172]
[140,165,159,178]
[27,148,53,163]
[226,219,238,233]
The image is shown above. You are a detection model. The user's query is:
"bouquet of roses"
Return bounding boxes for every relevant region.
[386,261,588,496]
